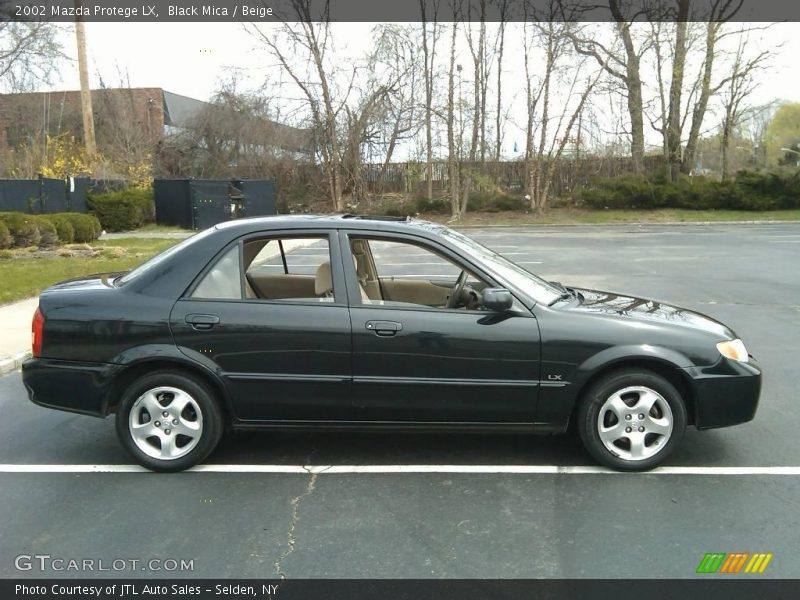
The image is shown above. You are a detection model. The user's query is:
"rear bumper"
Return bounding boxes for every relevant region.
[21,358,119,418]
[682,357,762,429]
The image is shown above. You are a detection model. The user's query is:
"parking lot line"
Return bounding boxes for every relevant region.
[0,464,799,475]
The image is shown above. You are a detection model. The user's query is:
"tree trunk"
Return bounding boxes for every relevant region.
[682,21,718,175]
[420,1,437,201]
[615,19,644,173]
[447,23,459,219]
[721,118,732,181]
[667,2,690,182]
[494,12,506,162]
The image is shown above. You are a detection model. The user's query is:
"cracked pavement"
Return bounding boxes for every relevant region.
[0,223,799,578]
[274,452,321,579]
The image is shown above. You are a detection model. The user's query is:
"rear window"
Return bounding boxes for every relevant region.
[116,230,212,286]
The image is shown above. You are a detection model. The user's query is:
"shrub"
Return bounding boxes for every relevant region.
[32,216,58,247]
[41,214,76,244]
[87,187,155,232]
[0,221,11,249]
[489,194,527,212]
[60,213,102,243]
[579,173,669,209]
[382,202,414,217]
[0,212,41,247]
[413,195,450,214]
[578,170,800,212]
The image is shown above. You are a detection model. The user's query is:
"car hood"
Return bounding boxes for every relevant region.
[568,287,736,340]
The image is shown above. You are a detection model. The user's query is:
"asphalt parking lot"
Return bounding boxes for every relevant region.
[1,222,798,579]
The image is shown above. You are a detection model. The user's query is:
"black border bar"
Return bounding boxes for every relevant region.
[3,0,800,23]
[4,579,800,600]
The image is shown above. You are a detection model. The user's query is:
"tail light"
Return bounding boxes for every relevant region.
[32,307,44,358]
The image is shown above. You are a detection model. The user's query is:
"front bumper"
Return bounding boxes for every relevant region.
[682,357,762,429]
[21,358,119,418]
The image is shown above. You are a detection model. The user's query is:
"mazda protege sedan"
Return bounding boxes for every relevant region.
[22,215,762,472]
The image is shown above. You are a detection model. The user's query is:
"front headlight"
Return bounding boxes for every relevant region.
[716,339,749,363]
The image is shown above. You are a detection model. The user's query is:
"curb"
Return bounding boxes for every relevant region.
[0,351,30,377]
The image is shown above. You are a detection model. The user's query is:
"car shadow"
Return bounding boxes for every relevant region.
[211,429,592,467]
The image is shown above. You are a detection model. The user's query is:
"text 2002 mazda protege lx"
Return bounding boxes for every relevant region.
[21,215,762,472]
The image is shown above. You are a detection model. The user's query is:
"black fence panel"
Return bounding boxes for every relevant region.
[190,180,235,230]
[39,178,68,213]
[68,177,91,213]
[240,180,277,217]
[154,179,194,229]
[0,179,40,212]
[153,178,277,229]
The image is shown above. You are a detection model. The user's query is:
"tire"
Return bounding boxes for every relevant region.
[115,370,224,472]
[577,369,687,471]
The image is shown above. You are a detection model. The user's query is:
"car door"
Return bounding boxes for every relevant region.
[340,230,542,424]
[170,230,353,422]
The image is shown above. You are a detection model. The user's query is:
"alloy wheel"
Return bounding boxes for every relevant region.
[128,386,203,461]
[596,386,674,461]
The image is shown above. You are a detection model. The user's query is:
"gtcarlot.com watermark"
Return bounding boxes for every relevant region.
[15,554,194,573]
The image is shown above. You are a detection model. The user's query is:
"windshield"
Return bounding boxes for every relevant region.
[439,227,562,305]
[116,230,210,286]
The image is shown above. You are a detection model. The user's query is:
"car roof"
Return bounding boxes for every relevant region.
[213,214,448,236]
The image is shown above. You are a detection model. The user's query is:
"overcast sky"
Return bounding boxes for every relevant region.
[43,21,800,158]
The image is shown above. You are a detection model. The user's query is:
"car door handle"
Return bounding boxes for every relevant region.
[185,314,220,330]
[365,320,402,337]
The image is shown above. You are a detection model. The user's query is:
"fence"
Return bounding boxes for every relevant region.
[154,179,277,229]
[0,176,127,214]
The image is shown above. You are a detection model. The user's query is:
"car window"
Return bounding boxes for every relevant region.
[117,229,213,286]
[439,228,562,305]
[353,237,486,310]
[369,240,462,281]
[244,236,335,302]
[190,244,242,299]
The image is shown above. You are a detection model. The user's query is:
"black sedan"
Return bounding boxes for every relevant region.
[22,215,761,472]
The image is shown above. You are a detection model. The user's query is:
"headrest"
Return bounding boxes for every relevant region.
[315,261,333,295]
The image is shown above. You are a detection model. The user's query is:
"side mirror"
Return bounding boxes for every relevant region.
[482,288,513,312]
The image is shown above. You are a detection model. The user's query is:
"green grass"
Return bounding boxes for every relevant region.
[0,238,178,305]
[425,208,800,227]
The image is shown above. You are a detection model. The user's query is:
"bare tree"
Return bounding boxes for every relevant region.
[681,0,745,175]
[720,33,772,179]
[458,0,487,216]
[0,22,63,92]
[493,0,509,161]
[666,0,691,182]
[369,25,423,193]
[341,85,396,203]
[157,77,294,180]
[525,6,600,215]
[567,1,650,172]
[247,1,347,210]
[419,0,440,200]
[446,19,460,219]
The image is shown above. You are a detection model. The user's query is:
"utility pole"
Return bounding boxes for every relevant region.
[75,0,96,162]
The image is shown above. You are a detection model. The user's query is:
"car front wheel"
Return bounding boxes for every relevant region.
[577,369,687,471]
[115,371,224,472]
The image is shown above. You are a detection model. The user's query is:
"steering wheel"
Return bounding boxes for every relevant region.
[446,270,469,309]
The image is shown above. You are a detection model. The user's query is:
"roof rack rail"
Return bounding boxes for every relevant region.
[340,214,410,222]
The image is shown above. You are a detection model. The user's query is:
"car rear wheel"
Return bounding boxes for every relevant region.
[115,371,223,472]
[577,369,687,471]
